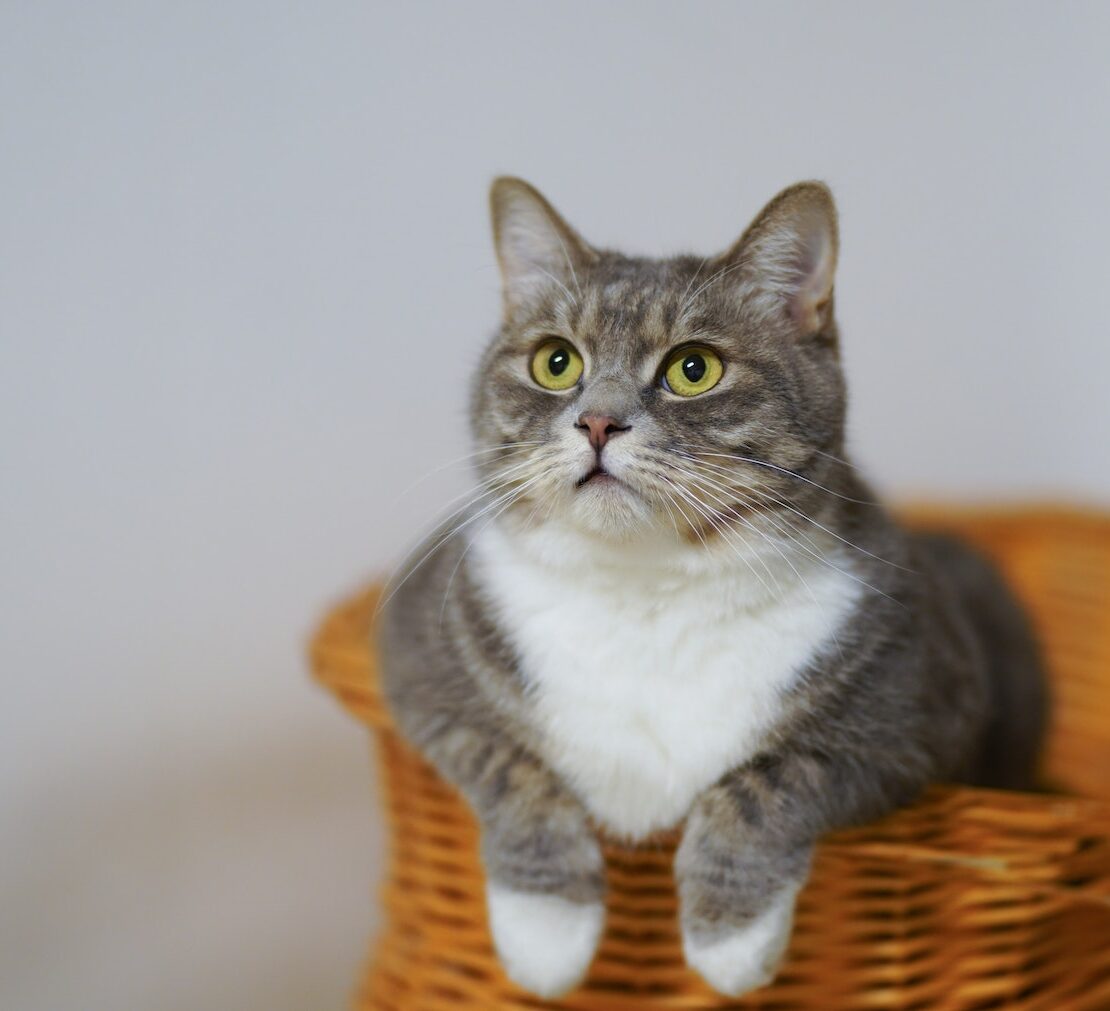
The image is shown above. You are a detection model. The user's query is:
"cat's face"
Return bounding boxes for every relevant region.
[470,178,848,546]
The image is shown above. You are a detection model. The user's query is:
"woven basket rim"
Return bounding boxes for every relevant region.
[313,504,1110,1009]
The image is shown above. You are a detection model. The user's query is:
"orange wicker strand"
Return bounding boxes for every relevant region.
[311,507,1110,1010]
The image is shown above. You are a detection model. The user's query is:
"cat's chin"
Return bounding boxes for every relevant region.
[564,480,656,539]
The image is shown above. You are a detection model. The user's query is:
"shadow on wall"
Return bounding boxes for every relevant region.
[1,719,382,1011]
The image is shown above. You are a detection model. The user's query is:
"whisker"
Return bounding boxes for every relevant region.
[652,486,684,540]
[402,454,544,529]
[755,485,915,573]
[812,445,859,470]
[685,455,913,573]
[677,256,711,317]
[734,487,909,607]
[438,473,545,625]
[660,480,712,554]
[533,263,576,305]
[390,443,542,506]
[678,260,747,317]
[664,466,784,587]
[667,465,809,604]
[721,488,849,662]
[377,467,544,615]
[676,457,832,559]
[674,461,853,659]
[680,448,877,506]
[671,458,907,610]
[661,475,781,601]
[551,230,582,298]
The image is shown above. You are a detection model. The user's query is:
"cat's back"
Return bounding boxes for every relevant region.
[907,530,1047,788]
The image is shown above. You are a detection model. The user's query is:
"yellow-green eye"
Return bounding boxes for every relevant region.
[531,340,584,391]
[663,347,723,397]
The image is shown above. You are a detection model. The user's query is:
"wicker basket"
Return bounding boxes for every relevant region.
[311,507,1110,1010]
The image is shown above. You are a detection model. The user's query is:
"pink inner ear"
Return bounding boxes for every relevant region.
[788,226,836,332]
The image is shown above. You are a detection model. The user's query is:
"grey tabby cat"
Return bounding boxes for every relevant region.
[379,178,1046,999]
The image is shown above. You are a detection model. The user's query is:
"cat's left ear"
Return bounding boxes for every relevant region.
[490,177,596,316]
[722,181,839,336]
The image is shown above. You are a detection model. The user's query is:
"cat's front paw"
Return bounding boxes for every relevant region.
[682,886,797,997]
[486,884,604,997]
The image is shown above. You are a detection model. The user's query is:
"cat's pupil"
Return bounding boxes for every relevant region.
[682,354,707,383]
[549,349,569,376]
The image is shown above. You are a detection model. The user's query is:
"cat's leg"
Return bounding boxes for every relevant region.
[433,727,606,998]
[676,746,911,998]
[676,779,811,997]
[380,570,607,996]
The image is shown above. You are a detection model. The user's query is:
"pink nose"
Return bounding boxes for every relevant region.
[575,413,630,452]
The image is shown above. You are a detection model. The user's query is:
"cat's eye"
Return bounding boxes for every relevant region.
[662,347,724,397]
[530,340,584,391]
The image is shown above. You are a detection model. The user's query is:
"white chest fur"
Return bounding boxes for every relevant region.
[473,524,861,840]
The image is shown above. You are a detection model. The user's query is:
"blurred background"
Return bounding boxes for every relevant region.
[2,2,1108,1009]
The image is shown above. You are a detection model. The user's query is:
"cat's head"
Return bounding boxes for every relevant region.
[470,177,849,548]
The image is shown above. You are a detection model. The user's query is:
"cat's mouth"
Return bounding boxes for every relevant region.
[576,465,619,489]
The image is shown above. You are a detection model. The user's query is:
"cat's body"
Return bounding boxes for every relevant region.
[379,178,1046,999]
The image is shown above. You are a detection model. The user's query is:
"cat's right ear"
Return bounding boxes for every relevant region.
[490,178,595,317]
[721,181,839,337]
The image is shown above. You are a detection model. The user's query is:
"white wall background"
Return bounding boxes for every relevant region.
[2,2,1108,1009]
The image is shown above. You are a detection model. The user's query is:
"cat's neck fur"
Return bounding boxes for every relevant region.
[486,509,848,614]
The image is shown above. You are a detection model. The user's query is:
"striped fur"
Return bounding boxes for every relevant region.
[379,178,1046,998]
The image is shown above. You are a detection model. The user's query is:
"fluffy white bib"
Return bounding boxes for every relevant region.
[474,523,860,839]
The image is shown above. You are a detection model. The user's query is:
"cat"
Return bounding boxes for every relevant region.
[378,177,1047,999]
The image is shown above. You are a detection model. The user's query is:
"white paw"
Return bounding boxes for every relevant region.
[683,886,798,997]
[485,884,604,998]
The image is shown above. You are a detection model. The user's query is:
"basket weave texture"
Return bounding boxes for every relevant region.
[312,507,1110,1010]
